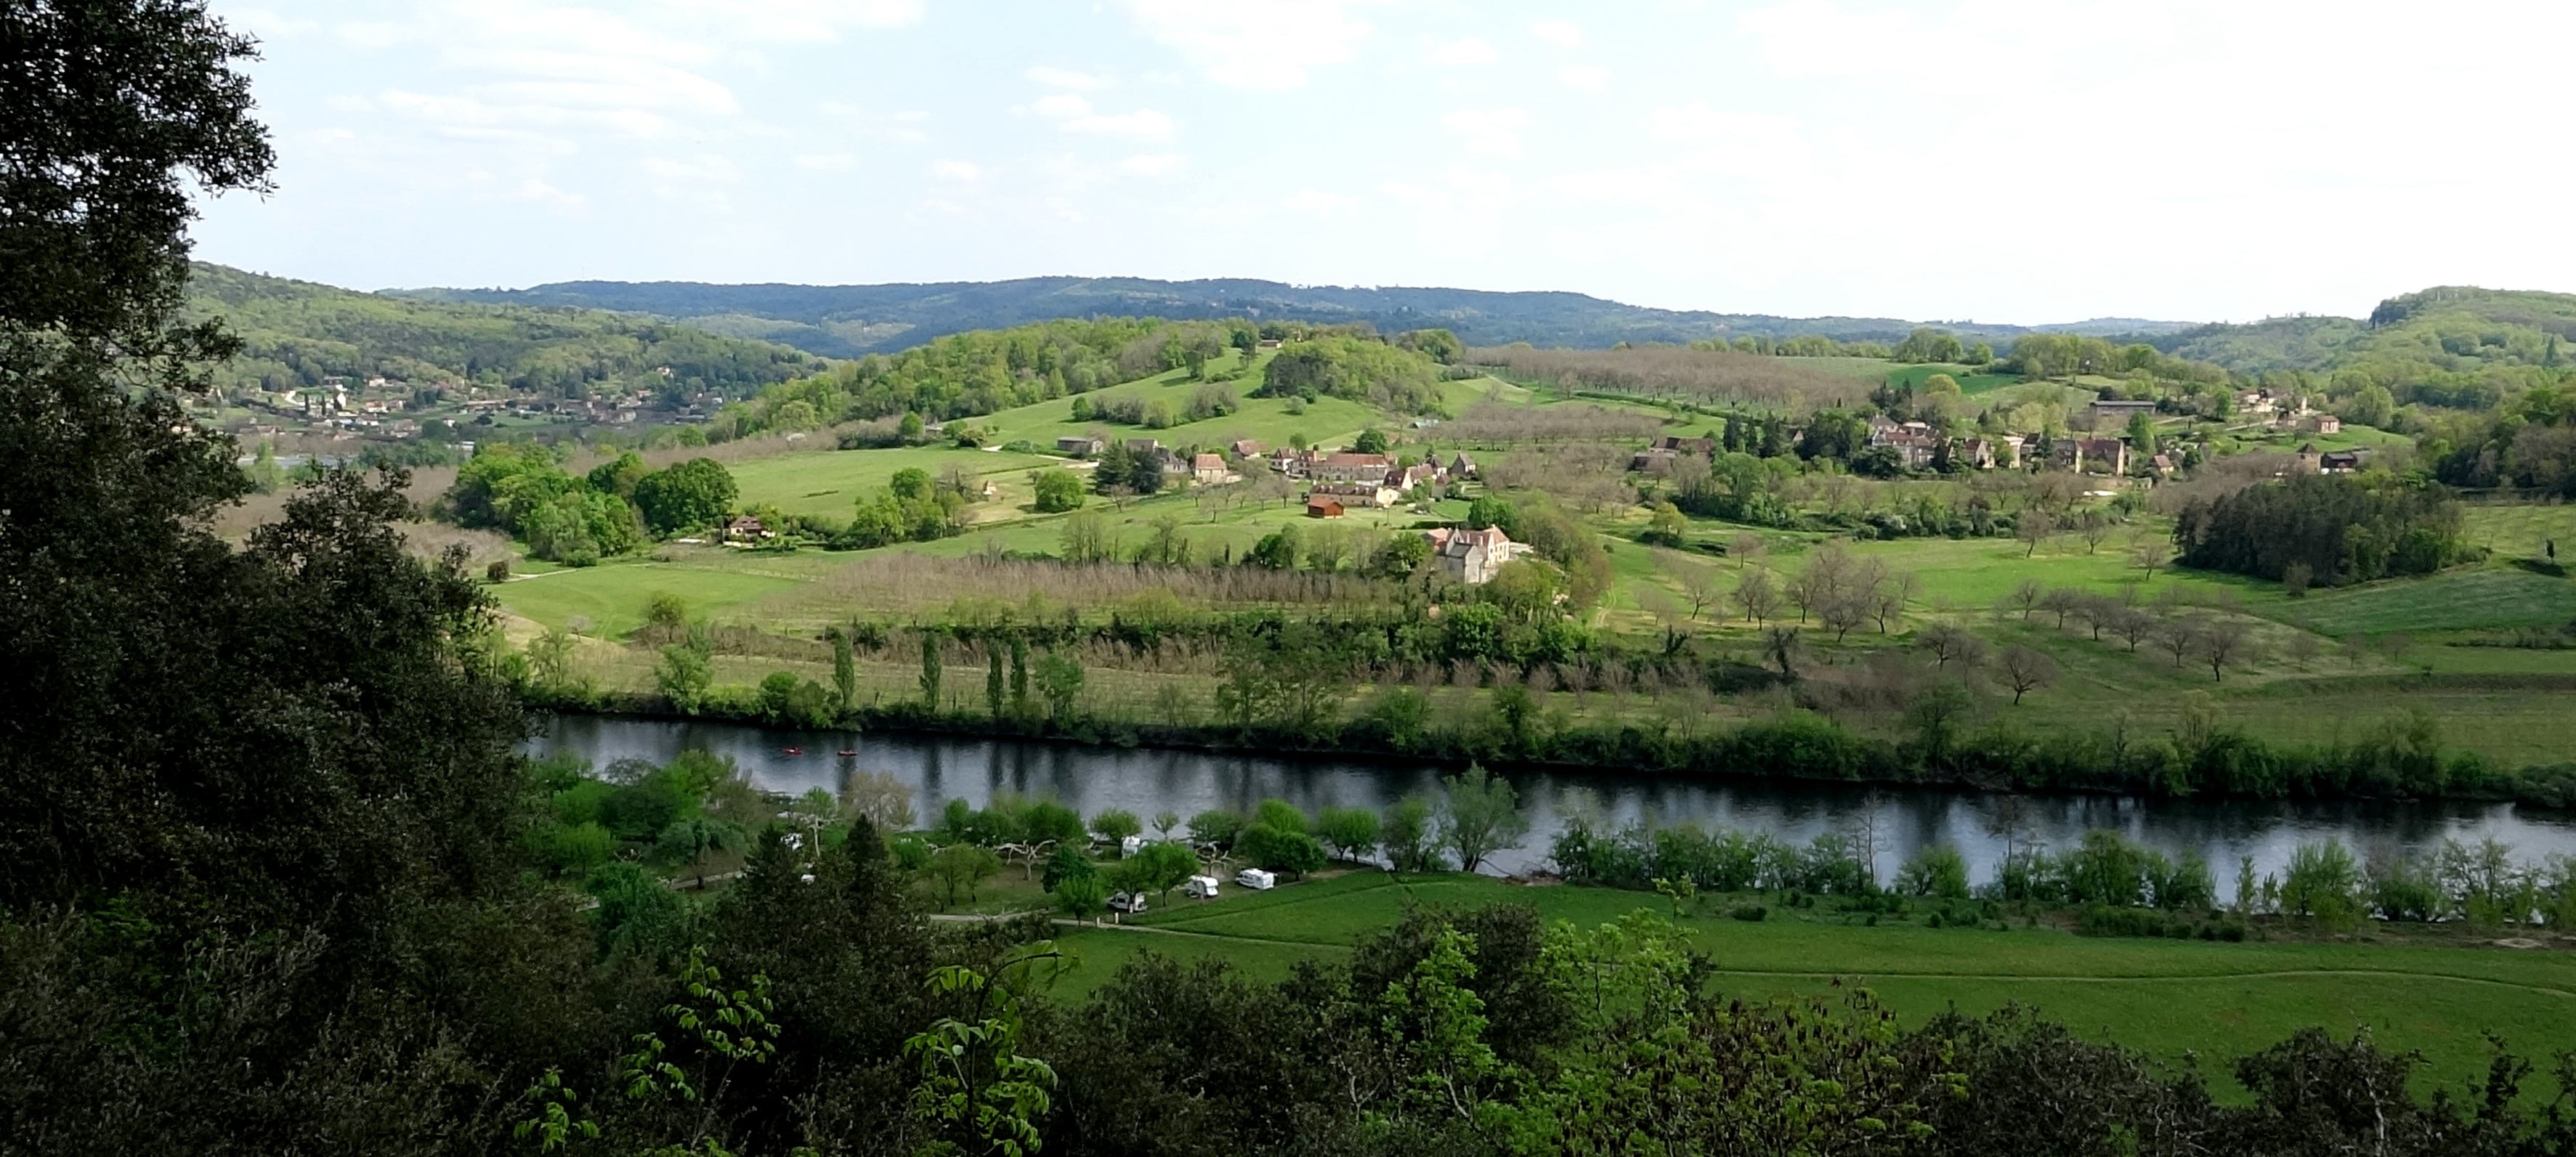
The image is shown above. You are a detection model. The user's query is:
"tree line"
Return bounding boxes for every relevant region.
[185,261,816,403]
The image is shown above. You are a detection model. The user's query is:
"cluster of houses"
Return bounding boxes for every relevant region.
[1052,435,1241,487]
[1858,413,2161,476]
[1290,448,1474,515]
[1047,431,1527,586]
[2235,388,2342,434]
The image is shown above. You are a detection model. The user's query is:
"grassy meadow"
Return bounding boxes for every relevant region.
[1034,870,2576,1100]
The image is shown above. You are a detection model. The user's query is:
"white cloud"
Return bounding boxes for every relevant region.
[794,152,858,171]
[658,0,923,41]
[378,89,665,140]
[1544,166,1682,207]
[1440,107,1531,158]
[227,7,323,36]
[819,104,929,142]
[1284,187,1361,215]
[1424,36,1499,67]
[929,158,984,182]
[1530,18,1581,48]
[1377,166,1518,241]
[1029,93,1175,140]
[1032,93,1093,118]
[641,153,742,183]
[516,177,589,214]
[1557,65,1609,90]
[1122,0,1380,90]
[1646,102,1806,158]
[1069,109,1175,139]
[1119,153,1186,176]
[1026,65,1111,90]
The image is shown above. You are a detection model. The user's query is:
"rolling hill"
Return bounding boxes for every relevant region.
[2131,286,2576,382]
[394,275,2190,358]
[187,263,817,402]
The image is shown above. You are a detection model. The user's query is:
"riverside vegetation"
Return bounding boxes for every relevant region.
[15,6,2576,1156]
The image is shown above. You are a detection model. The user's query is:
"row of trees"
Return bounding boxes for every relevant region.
[1066,381,1238,427]
[1550,806,2576,930]
[917,765,1532,895]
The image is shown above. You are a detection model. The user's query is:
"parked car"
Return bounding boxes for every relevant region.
[1106,890,1149,914]
[1235,868,1276,890]
[1184,874,1222,899]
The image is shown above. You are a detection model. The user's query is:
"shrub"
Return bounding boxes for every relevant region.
[1730,904,1768,922]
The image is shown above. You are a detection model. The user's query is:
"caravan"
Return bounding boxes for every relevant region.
[1234,868,1277,891]
[1183,874,1222,899]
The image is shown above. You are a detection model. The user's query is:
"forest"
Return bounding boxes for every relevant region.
[186,262,814,402]
[408,274,2182,357]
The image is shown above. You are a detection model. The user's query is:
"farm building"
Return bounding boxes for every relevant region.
[1424,525,1533,585]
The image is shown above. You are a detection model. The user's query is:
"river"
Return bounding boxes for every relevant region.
[534,715,2576,897]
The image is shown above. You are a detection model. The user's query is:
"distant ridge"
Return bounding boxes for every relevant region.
[394,275,2194,359]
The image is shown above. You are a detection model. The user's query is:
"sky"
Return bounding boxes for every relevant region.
[194,0,2576,326]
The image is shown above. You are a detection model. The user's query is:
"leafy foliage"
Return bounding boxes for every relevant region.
[1257,335,1446,413]
[2174,474,2473,585]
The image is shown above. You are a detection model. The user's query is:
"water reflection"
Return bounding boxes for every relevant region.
[535,715,2576,898]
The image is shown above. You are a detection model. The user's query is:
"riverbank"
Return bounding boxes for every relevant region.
[530,711,2576,889]
[528,687,2576,811]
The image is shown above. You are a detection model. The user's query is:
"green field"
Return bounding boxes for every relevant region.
[1044,872,2576,1098]
[2464,501,2576,561]
[729,444,1061,520]
[495,546,851,635]
[1879,362,2022,394]
[970,351,1385,451]
[2275,567,2576,636]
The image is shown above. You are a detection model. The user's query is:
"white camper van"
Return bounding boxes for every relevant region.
[1234,868,1277,890]
[1183,874,1222,899]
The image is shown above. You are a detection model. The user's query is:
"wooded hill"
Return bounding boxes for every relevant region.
[185,262,816,402]
[2136,286,2576,391]
[397,274,2188,357]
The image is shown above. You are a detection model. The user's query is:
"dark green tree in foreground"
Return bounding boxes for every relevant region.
[0,3,548,1148]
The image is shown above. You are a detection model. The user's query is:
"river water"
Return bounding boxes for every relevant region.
[535,715,2576,896]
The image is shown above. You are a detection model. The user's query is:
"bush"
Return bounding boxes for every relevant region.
[2077,905,2171,938]
[1730,904,1767,922]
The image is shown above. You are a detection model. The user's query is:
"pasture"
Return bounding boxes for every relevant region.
[729,444,1061,520]
[1047,871,2576,1099]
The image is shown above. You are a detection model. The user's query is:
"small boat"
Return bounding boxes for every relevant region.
[781,746,803,756]
[837,749,859,758]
